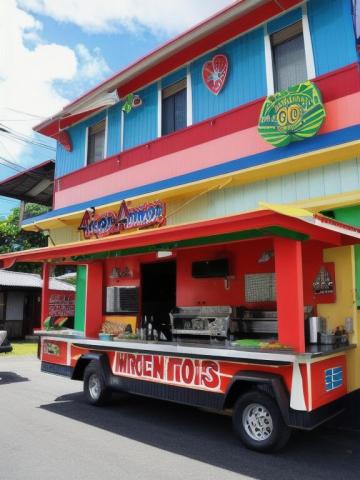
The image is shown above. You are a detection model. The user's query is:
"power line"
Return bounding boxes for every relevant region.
[0,127,56,152]
[0,153,26,173]
[2,107,45,119]
[0,119,40,122]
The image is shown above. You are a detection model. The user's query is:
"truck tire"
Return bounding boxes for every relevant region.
[232,390,291,452]
[83,360,112,406]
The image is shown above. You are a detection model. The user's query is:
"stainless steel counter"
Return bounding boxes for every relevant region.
[36,330,357,364]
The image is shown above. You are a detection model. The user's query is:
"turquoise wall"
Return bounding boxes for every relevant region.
[123,83,158,150]
[267,7,303,34]
[161,68,187,89]
[55,110,107,178]
[308,0,357,76]
[191,27,267,124]
[107,103,121,157]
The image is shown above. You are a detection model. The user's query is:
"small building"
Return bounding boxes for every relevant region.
[0,270,74,338]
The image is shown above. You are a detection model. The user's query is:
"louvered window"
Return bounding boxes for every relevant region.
[271,21,307,92]
[162,79,187,136]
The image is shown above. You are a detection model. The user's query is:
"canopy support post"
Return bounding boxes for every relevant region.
[274,238,305,352]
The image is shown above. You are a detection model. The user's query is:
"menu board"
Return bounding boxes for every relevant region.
[49,292,75,316]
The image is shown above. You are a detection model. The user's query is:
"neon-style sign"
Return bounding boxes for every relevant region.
[79,200,166,239]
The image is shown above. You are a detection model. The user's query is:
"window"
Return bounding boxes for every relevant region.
[161,79,187,136]
[271,21,307,92]
[87,119,106,165]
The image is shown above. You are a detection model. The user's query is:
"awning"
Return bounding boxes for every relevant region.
[0,208,359,269]
[0,160,55,206]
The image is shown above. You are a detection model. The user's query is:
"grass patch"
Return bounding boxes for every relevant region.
[8,341,38,356]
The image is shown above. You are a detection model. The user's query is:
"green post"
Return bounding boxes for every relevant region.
[74,265,87,331]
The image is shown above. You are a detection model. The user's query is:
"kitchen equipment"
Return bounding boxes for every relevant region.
[308,316,326,344]
[345,317,354,334]
[320,333,336,345]
[237,309,278,334]
[170,306,232,339]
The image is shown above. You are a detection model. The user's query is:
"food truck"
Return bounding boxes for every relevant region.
[1,205,360,452]
[0,0,359,452]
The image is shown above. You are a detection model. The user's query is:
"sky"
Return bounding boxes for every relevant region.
[0,0,233,219]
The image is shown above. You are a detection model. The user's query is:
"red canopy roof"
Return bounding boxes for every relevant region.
[0,209,357,269]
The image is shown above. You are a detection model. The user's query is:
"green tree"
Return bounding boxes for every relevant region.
[0,203,49,273]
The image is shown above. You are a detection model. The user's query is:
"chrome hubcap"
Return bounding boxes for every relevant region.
[88,373,101,400]
[242,403,273,442]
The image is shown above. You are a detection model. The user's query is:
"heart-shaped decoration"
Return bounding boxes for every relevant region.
[202,54,229,95]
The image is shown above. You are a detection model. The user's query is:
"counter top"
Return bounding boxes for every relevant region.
[303,343,356,358]
[36,330,357,364]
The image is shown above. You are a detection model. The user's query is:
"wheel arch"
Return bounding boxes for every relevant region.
[71,352,111,381]
[222,371,291,424]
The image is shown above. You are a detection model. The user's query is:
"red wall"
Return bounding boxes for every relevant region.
[102,238,334,313]
[302,241,336,312]
[176,239,275,308]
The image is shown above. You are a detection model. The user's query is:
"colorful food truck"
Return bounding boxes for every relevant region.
[0,0,359,452]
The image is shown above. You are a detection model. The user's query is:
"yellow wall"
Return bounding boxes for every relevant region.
[318,246,359,391]
[49,227,80,246]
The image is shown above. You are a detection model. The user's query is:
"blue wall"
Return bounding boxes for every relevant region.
[161,68,187,89]
[55,0,357,178]
[308,0,357,76]
[56,110,107,178]
[267,7,302,34]
[107,103,121,157]
[123,83,158,150]
[191,27,267,124]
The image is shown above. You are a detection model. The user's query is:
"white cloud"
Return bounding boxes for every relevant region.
[75,44,111,83]
[0,0,110,167]
[18,0,233,35]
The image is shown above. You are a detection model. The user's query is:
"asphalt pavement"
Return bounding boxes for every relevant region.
[1,355,360,480]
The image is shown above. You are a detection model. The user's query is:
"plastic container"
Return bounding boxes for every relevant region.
[98,333,114,341]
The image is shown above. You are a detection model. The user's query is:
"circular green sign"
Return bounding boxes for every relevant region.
[258,81,326,148]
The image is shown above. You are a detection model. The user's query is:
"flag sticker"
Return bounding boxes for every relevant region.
[325,367,343,392]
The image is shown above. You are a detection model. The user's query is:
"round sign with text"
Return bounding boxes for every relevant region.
[258,81,326,148]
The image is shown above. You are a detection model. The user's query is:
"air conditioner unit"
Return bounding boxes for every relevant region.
[106,286,139,313]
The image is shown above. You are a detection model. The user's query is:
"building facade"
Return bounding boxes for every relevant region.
[1,0,360,435]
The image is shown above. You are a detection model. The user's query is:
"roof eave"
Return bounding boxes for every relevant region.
[34,0,267,133]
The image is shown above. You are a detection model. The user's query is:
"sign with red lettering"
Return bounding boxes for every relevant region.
[79,200,166,239]
[49,293,75,316]
[113,353,221,391]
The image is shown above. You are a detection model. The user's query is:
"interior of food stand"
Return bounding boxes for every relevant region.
[41,234,343,353]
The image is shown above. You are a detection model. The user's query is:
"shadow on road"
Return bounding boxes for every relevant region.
[0,371,29,385]
[40,392,360,480]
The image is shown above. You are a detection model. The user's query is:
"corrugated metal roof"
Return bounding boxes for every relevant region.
[0,270,75,291]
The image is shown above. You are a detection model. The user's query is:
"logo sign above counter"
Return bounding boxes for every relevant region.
[258,81,326,148]
[79,200,166,239]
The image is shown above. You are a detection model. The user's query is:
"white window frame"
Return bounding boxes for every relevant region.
[186,64,193,127]
[264,5,316,95]
[157,72,192,137]
[301,3,316,79]
[157,80,162,138]
[84,115,108,166]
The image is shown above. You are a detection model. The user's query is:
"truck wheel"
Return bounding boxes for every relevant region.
[83,361,111,406]
[232,390,291,452]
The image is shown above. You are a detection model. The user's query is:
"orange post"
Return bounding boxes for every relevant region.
[274,238,305,352]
